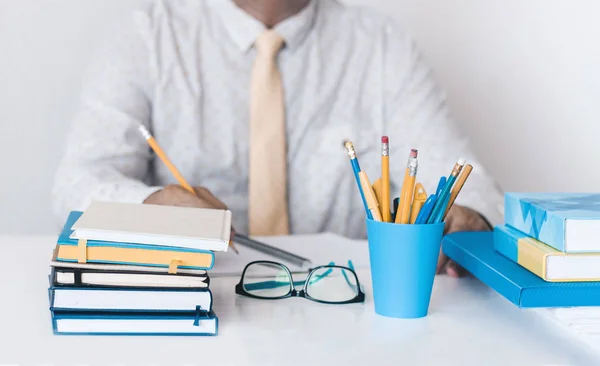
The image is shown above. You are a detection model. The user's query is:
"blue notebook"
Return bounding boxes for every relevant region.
[442,231,600,308]
[504,192,600,253]
[51,310,218,336]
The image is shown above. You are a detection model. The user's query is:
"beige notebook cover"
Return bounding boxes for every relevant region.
[70,201,231,252]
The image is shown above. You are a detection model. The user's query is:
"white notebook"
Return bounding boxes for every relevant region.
[70,201,231,251]
[51,287,212,312]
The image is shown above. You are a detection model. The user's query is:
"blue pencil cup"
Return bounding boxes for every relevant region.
[366,219,445,319]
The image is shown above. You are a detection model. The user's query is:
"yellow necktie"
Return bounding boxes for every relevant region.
[248,30,290,236]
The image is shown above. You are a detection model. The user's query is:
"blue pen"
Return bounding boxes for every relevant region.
[436,176,446,197]
[431,193,452,224]
[428,159,466,224]
[344,141,373,220]
[415,194,437,224]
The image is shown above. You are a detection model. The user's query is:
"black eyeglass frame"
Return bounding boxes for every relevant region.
[235,260,365,305]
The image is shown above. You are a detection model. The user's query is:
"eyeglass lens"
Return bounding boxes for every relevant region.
[306,267,359,303]
[242,262,292,298]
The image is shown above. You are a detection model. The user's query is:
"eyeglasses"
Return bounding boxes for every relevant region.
[235,260,365,305]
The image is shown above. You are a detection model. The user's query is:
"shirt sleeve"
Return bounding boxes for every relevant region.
[381,23,505,225]
[51,9,162,223]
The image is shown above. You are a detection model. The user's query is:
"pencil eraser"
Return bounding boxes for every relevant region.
[382,136,389,144]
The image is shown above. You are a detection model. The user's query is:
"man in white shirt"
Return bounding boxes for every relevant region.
[52,0,503,277]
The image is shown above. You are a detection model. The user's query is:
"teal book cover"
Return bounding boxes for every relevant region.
[51,310,218,336]
[442,231,600,308]
[504,192,600,253]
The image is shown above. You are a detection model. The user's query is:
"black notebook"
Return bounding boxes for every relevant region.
[50,267,209,289]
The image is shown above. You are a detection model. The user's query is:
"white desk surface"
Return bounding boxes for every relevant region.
[1,235,600,366]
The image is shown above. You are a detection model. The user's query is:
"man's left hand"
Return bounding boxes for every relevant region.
[437,205,492,277]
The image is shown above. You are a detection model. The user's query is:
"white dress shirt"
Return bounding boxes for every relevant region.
[52,0,504,238]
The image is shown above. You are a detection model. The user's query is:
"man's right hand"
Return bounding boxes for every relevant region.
[144,184,228,210]
[144,185,238,252]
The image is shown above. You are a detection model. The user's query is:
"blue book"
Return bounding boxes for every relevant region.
[56,211,215,270]
[51,310,218,336]
[442,231,600,308]
[494,224,600,282]
[504,192,600,253]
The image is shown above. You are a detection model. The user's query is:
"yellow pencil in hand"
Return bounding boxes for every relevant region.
[138,125,239,254]
[138,125,195,195]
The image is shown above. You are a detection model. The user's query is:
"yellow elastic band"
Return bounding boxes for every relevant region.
[77,239,88,264]
[169,259,183,274]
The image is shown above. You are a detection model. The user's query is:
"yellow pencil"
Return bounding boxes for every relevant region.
[138,125,238,254]
[410,183,427,224]
[397,150,413,221]
[381,137,391,222]
[359,171,383,222]
[395,149,418,224]
[443,164,473,219]
[138,125,195,195]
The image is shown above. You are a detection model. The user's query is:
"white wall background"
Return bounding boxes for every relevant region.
[1,0,598,235]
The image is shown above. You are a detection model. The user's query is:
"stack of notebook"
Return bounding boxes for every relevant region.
[443,192,600,308]
[48,201,232,336]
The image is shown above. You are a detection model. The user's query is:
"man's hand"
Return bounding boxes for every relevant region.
[437,205,492,278]
[144,185,237,245]
[144,185,228,210]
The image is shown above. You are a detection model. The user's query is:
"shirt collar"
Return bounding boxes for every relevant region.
[209,0,318,53]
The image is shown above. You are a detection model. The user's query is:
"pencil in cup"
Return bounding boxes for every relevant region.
[381,137,392,222]
[344,141,373,220]
[395,149,418,224]
[443,164,473,219]
[359,171,383,222]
